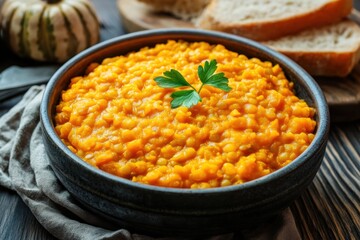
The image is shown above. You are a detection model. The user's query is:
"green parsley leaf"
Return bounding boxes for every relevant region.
[154,69,191,88]
[170,90,202,108]
[204,72,232,92]
[198,59,217,84]
[198,60,231,92]
[154,59,231,109]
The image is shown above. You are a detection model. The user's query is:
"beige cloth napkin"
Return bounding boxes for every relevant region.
[0,86,301,240]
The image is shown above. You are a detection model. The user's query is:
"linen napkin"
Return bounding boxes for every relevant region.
[0,86,301,240]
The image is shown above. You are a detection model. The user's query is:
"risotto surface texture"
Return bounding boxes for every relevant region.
[55,40,316,189]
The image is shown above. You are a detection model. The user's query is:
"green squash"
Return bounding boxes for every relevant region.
[0,0,100,62]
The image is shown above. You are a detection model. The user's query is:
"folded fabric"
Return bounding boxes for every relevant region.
[0,86,301,240]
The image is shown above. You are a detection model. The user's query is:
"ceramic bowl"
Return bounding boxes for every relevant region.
[40,29,330,237]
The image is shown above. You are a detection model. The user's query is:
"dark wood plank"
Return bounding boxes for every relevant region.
[0,187,56,240]
[117,0,193,32]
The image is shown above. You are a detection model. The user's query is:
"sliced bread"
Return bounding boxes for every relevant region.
[196,0,353,41]
[262,20,360,77]
[137,0,211,21]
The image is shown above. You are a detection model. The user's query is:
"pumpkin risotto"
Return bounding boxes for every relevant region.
[54,40,316,189]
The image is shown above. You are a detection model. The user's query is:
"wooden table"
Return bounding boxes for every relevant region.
[1,1,360,239]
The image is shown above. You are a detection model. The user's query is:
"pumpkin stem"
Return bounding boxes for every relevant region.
[43,0,62,4]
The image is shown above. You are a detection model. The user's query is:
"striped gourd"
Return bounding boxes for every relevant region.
[0,0,100,62]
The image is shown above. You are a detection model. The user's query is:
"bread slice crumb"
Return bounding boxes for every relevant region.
[263,20,360,77]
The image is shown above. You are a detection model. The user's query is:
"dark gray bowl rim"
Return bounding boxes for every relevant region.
[40,28,330,195]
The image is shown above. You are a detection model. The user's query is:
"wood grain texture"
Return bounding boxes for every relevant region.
[118,0,193,32]
[118,0,360,122]
[0,187,56,240]
[291,122,360,239]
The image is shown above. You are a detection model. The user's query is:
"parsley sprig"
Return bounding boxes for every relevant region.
[154,59,232,109]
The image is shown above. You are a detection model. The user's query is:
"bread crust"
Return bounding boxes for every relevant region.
[278,51,360,77]
[197,0,353,41]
